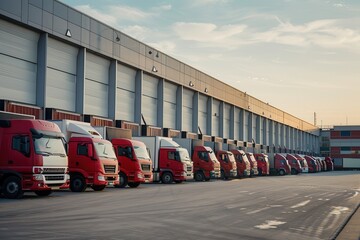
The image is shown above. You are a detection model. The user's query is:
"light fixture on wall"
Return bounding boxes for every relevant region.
[115,32,120,42]
[65,29,72,37]
[152,66,158,72]
[156,51,159,58]
[248,106,251,110]
[149,50,152,55]
[189,81,194,87]
[204,88,208,93]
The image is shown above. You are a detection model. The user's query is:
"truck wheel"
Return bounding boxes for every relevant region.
[194,171,205,182]
[2,176,23,199]
[221,170,228,180]
[128,182,140,188]
[70,175,86,192]
[291,168,297,175]
[279,169,285,176]
[91,185,106,191]
[161,172,173,184]
[34,190,52,197]
[115,172,127,188]
[258,169,263,176]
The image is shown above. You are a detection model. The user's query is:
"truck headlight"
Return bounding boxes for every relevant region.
[33,174,43,181]
[98,175,105,181]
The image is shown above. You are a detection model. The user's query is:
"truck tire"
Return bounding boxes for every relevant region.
[2,176,23,199]
[194,171,205,182]
[279,169,285,176]
[91,185,106,191]
[258,168,263,176]
[34,190,52,197]
[70,175,86,192]
[128,182,140,188]
[115,172,127,188]
[161,172,173,184]
[291,168,297,175]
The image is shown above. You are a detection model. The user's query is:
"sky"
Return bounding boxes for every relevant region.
[61,0,360,126]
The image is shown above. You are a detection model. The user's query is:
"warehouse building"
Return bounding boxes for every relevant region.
[0,0,319,154]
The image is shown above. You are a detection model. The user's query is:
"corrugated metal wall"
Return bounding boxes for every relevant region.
[224,103,231,139]
[142,73,158,126]
[116,64,136,122]
[85,52,110,117]
[47,37,77,111]
[183,88,194,132]
[0,19,38,104]
[198,94,208,135]
[212,99,220,136]
[163,81,177,129]
[234,107,241,140]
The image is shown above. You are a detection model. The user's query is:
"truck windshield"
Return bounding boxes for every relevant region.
[228,153,236,163]
[34,136,66,157]
[134,145,151,160]
[178,149,191,162]
[94,142,117,159]
[208,151,219,163]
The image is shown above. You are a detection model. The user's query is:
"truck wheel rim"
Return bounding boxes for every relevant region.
[7,182,18,194]
[164,175,171,182]
[74,179,82,187]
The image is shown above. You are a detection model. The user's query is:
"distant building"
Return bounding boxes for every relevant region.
[329,126,360,169]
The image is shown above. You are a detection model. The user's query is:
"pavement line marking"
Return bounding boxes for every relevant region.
[347,191,358,200]
[254,220,286,230]
[290,200,311,209]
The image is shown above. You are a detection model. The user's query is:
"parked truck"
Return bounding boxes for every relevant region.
[173,138,221,181]
[133,136,193,184]
[254,153,270,176]
[282,153,302,175]
[0,119,69,198]
[216,150,237,179]
[53,120,119,192]
[324,157,334,171]
[230,149,251,178]
[303,155,318,173]
[95,127,153,188]
[245,152,259,177]
[267,153,291,176]
[294,154,309,173]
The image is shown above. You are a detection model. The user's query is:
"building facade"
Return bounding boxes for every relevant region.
[330,126,360,169]
[0,0,319,154]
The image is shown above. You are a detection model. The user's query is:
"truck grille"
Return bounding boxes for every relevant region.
[141,164,151,172]
[45,175,65,181]
[187,166,192,172]
[104,165,116,173]
[43,168,66,174]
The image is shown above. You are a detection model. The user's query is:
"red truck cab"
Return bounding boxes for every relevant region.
[67,137,119,191]
[159,147,193,183]
[111,138,153,188]
[273,154,291,175]
[245,152,259,177]
[324,157,334,171]
[284,154,302,175]
[294,154,309,173]
[254,153,270,176]
[192,146,221,181]
[230,149,251,178]
[0,119,69,199]
[216,150,237,179]
[304,155,317,173]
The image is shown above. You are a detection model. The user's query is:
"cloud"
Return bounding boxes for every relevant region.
[255,18,360,49]
[190,0,229,6]
[173,22,247,46]
[75,5,117,26]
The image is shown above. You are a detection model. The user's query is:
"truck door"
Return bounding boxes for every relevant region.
[74,143,95,175]
[4,135,32,171]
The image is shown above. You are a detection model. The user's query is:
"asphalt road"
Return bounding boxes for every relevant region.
[0,171,359,240]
